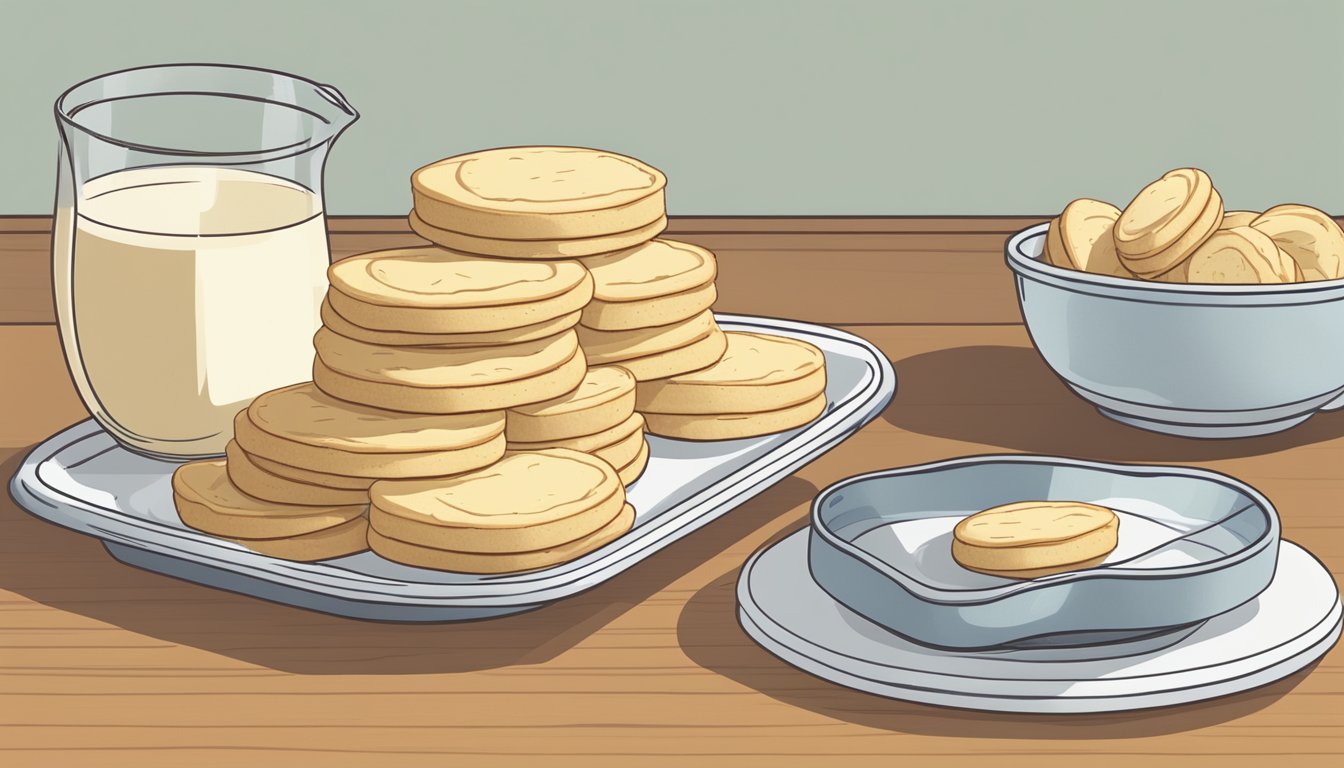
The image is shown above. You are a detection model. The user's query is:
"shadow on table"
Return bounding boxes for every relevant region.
[0,446,816,676]
[884,345,1344,461]
[677,569,1314,739]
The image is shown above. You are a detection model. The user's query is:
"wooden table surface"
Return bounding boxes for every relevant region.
[1,216,1340,767]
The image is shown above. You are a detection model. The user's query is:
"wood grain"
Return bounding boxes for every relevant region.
[1,220,1340,766]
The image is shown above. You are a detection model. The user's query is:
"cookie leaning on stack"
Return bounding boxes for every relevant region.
[367,449,634,573]
[316,247,593,413]
[409,146,668,259]
[637,332,827,440]
[505,365,649,486]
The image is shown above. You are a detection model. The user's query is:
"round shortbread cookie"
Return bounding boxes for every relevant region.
[224,516,370,562]
[507,413,645,455]
[321,299,579,348]
[237,383,505,477]
[330,247,587,308]
[1057,199,1128,278]
[225,440,369,506]
[409,209,667,259]
[1115,168,1223,276]
[368,488,623,554]
[411,147,666,240]
[246,382,504,452]
[1221,210,1260,229]
[591,427,646,471]
[1158,227,1298,284]
[368,503,634,574]
[370,448,620,530]
[581,239,718,303]
[578,311,718,364]
[236,410,506,478]
[1251,204,1344,281]
[327,270,592,334]
[245,451,374,491]
[635,332,826,414]
[643,391,826,441]
[611,326,728,381]
[313,349,587,414]
[579,282,718,331]
[172,459,367,539]
[951,501,1119,579]
[616,439,650,486]
[314,327,578,389]
[506,365,636,443]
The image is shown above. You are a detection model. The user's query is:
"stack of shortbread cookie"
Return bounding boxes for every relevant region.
[636,332,827,440]
[173,144,831,572]
[314,247,592,412]
[578,239,726,380]
[172,381,506,561]
[505,365,648,485]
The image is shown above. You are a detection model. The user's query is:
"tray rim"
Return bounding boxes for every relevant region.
[9,313,896,612]
[809,454,1282,606]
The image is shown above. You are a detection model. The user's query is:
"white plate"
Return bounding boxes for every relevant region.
[10,315,895,621]
[738,529,1341,713]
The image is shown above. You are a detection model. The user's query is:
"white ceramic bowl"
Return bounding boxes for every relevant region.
[1006,223,1344,437]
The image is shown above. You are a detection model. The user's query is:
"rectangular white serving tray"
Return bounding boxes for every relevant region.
[10,315,895,621]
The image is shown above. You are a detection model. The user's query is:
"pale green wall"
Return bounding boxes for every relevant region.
[2,0,1341,214]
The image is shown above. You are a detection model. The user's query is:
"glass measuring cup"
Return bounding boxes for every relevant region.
[52,64,357,460]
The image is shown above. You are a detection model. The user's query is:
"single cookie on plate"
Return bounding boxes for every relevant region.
[952,500,1119,579]
[1114,168,1224,277]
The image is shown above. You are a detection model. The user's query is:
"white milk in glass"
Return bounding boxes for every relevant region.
[53,166,329,458]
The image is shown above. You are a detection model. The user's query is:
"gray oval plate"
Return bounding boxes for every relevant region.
[10,314,895,621]
[809,456,1280,649]
[740,530,1340,713]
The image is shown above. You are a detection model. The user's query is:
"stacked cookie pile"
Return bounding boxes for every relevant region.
[173,144,831,572]
[407,145,826,442]
[314,247,592,413]
[636,332,828,440]
[1044,167,1344,284]
[172,382,506,561]
[506,365,648,485]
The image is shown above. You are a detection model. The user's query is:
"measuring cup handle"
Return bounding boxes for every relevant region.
[316,83,358,119]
